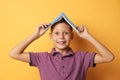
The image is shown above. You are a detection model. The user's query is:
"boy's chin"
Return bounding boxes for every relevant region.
[56,46,69,50]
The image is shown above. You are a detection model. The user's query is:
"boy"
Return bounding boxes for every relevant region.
[9,19,114,80]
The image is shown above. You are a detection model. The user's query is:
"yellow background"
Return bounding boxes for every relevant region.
[0,0,120,80]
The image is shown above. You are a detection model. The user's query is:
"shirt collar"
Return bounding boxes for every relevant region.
[51,47,74,57]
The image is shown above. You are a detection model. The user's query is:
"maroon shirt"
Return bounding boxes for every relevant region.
[29,48,96,80]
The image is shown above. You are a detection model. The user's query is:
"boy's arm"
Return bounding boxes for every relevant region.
[9,24,49,63]
[77,26,114,64]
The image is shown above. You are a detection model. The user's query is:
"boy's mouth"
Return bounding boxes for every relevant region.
[57,41,66,45]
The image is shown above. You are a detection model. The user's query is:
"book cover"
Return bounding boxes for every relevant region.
[45,12,79,33]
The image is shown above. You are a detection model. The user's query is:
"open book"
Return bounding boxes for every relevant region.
[45,13,79,33]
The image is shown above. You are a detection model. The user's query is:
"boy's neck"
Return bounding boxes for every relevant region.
[54,47,70,56]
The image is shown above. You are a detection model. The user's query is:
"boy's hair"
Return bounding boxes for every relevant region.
[51,18,73,32]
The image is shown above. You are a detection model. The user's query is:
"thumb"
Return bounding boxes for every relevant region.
[78,26,85,32]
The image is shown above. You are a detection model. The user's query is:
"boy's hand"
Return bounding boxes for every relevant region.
[77,26,114,64]
[32,23,50,39]
[77,26,90,39]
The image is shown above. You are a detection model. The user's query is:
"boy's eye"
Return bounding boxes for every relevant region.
[55,32,59,35]
[64,32,69,35]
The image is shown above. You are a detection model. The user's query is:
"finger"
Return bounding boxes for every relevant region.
[42,23,50,29]
[36,26,43,32]
[82,26,88,32]
[78,26,84,32]
[37,24,44,29]
[45,23,51,26]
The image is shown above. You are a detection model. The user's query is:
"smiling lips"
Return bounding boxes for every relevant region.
[57,40,66,45]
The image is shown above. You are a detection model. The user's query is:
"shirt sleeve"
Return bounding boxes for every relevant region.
[84,52,96,67]
[29,52,38,66]
[29,52,48,67]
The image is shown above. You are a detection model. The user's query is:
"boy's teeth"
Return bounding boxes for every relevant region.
[58,41,65,44]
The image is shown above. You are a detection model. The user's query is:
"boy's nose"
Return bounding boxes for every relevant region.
[59,33,64,39]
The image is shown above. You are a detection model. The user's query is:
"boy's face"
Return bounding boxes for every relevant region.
[50,23,73,51]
